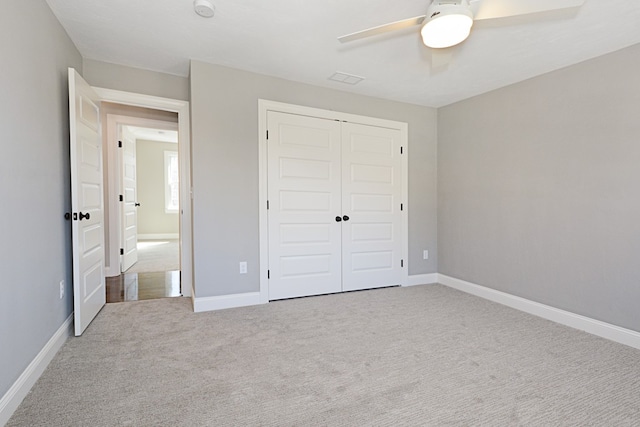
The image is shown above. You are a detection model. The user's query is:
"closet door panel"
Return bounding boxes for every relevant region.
[267,112,343,300]
[341,122,403,292]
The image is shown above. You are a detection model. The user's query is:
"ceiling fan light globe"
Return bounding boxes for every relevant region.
[421,14,473,48]
[421,9,473,49]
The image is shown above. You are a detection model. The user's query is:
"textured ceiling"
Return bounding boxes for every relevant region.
[45,0,640,107]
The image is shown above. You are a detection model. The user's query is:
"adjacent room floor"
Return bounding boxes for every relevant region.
[106,239,181,303]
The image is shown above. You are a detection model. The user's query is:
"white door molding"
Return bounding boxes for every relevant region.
[258,99,409,304]
[95,88,193,299]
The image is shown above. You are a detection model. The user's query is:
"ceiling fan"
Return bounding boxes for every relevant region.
[338,0,585,49]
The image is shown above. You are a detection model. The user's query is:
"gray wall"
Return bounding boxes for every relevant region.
[438,43,640,332]
[190,61,437,298]
[83,59,189,101]
[0,0,82,399]
[136,140,179,236]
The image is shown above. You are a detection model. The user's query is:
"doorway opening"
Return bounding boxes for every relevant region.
[107,119,181,302]
[69,71,193,335]
[95,94,192,303]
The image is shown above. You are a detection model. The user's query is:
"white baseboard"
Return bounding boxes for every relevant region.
[405,273,439,287]
[438,274,640,350]
[193,292,264,313]
[0,314,73,426]
[138,233,179,240]
[104,266,119,278]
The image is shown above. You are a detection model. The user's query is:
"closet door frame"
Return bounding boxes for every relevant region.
[258,99,408,303]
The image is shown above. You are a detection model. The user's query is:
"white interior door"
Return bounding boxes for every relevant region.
[267,111,343,300]
[120,126,138,271]
[341,122,403,291]
[69,68,106,336]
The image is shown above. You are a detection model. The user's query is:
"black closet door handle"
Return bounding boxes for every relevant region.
[335,216,342,222]
[342,215,350,222]
[79,212,90,221]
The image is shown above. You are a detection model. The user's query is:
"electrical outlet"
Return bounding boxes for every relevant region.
[239,262,248,274]
[423,250,429,260]
[59,280,65,299]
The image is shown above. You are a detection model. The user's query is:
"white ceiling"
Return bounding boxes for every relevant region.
[126,126,178,143]
[45,0,640,107]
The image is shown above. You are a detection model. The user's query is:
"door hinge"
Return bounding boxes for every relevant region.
[266,130,269,140]
[401,203,403,211]
[267,200,269,210]
[401,259,404,268]
[120,248,124,255]
[267,270,270,279]
[400,146,403,154]
[118,140,122,148]
[119,194,123,202]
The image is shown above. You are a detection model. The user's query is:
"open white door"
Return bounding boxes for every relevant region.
[120,126,138,271]
[69,68,106,336]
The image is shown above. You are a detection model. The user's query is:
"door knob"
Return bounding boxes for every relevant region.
[134,202,141,207]
[342,215,350,222]
[78,212,90,221]
[335,216,342,222]
[64,212,71,220]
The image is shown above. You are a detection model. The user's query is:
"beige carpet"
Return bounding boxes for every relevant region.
[125,239,179,274]
[8,285,640,426]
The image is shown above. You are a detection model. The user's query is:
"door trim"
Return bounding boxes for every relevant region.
[258,99,409,303]
[95,88,194,299]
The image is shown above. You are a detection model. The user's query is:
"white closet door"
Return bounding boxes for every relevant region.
[267,111,343,300]
[341,122,403,292]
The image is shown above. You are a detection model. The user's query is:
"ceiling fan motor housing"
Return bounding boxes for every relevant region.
[422,0,474,48]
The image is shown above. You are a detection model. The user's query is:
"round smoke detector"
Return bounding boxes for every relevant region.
[194,0,215,18]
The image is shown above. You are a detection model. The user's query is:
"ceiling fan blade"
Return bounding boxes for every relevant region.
[338,15,426,43]
[471,0,585,21]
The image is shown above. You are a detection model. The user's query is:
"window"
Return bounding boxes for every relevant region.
[164,151,179,213]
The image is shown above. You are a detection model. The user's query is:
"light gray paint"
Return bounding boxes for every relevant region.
[83,59,189,101]
[136,140,179,235]
[438,43,640,332]
[0,0,82,399]
[190,61,437,298]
